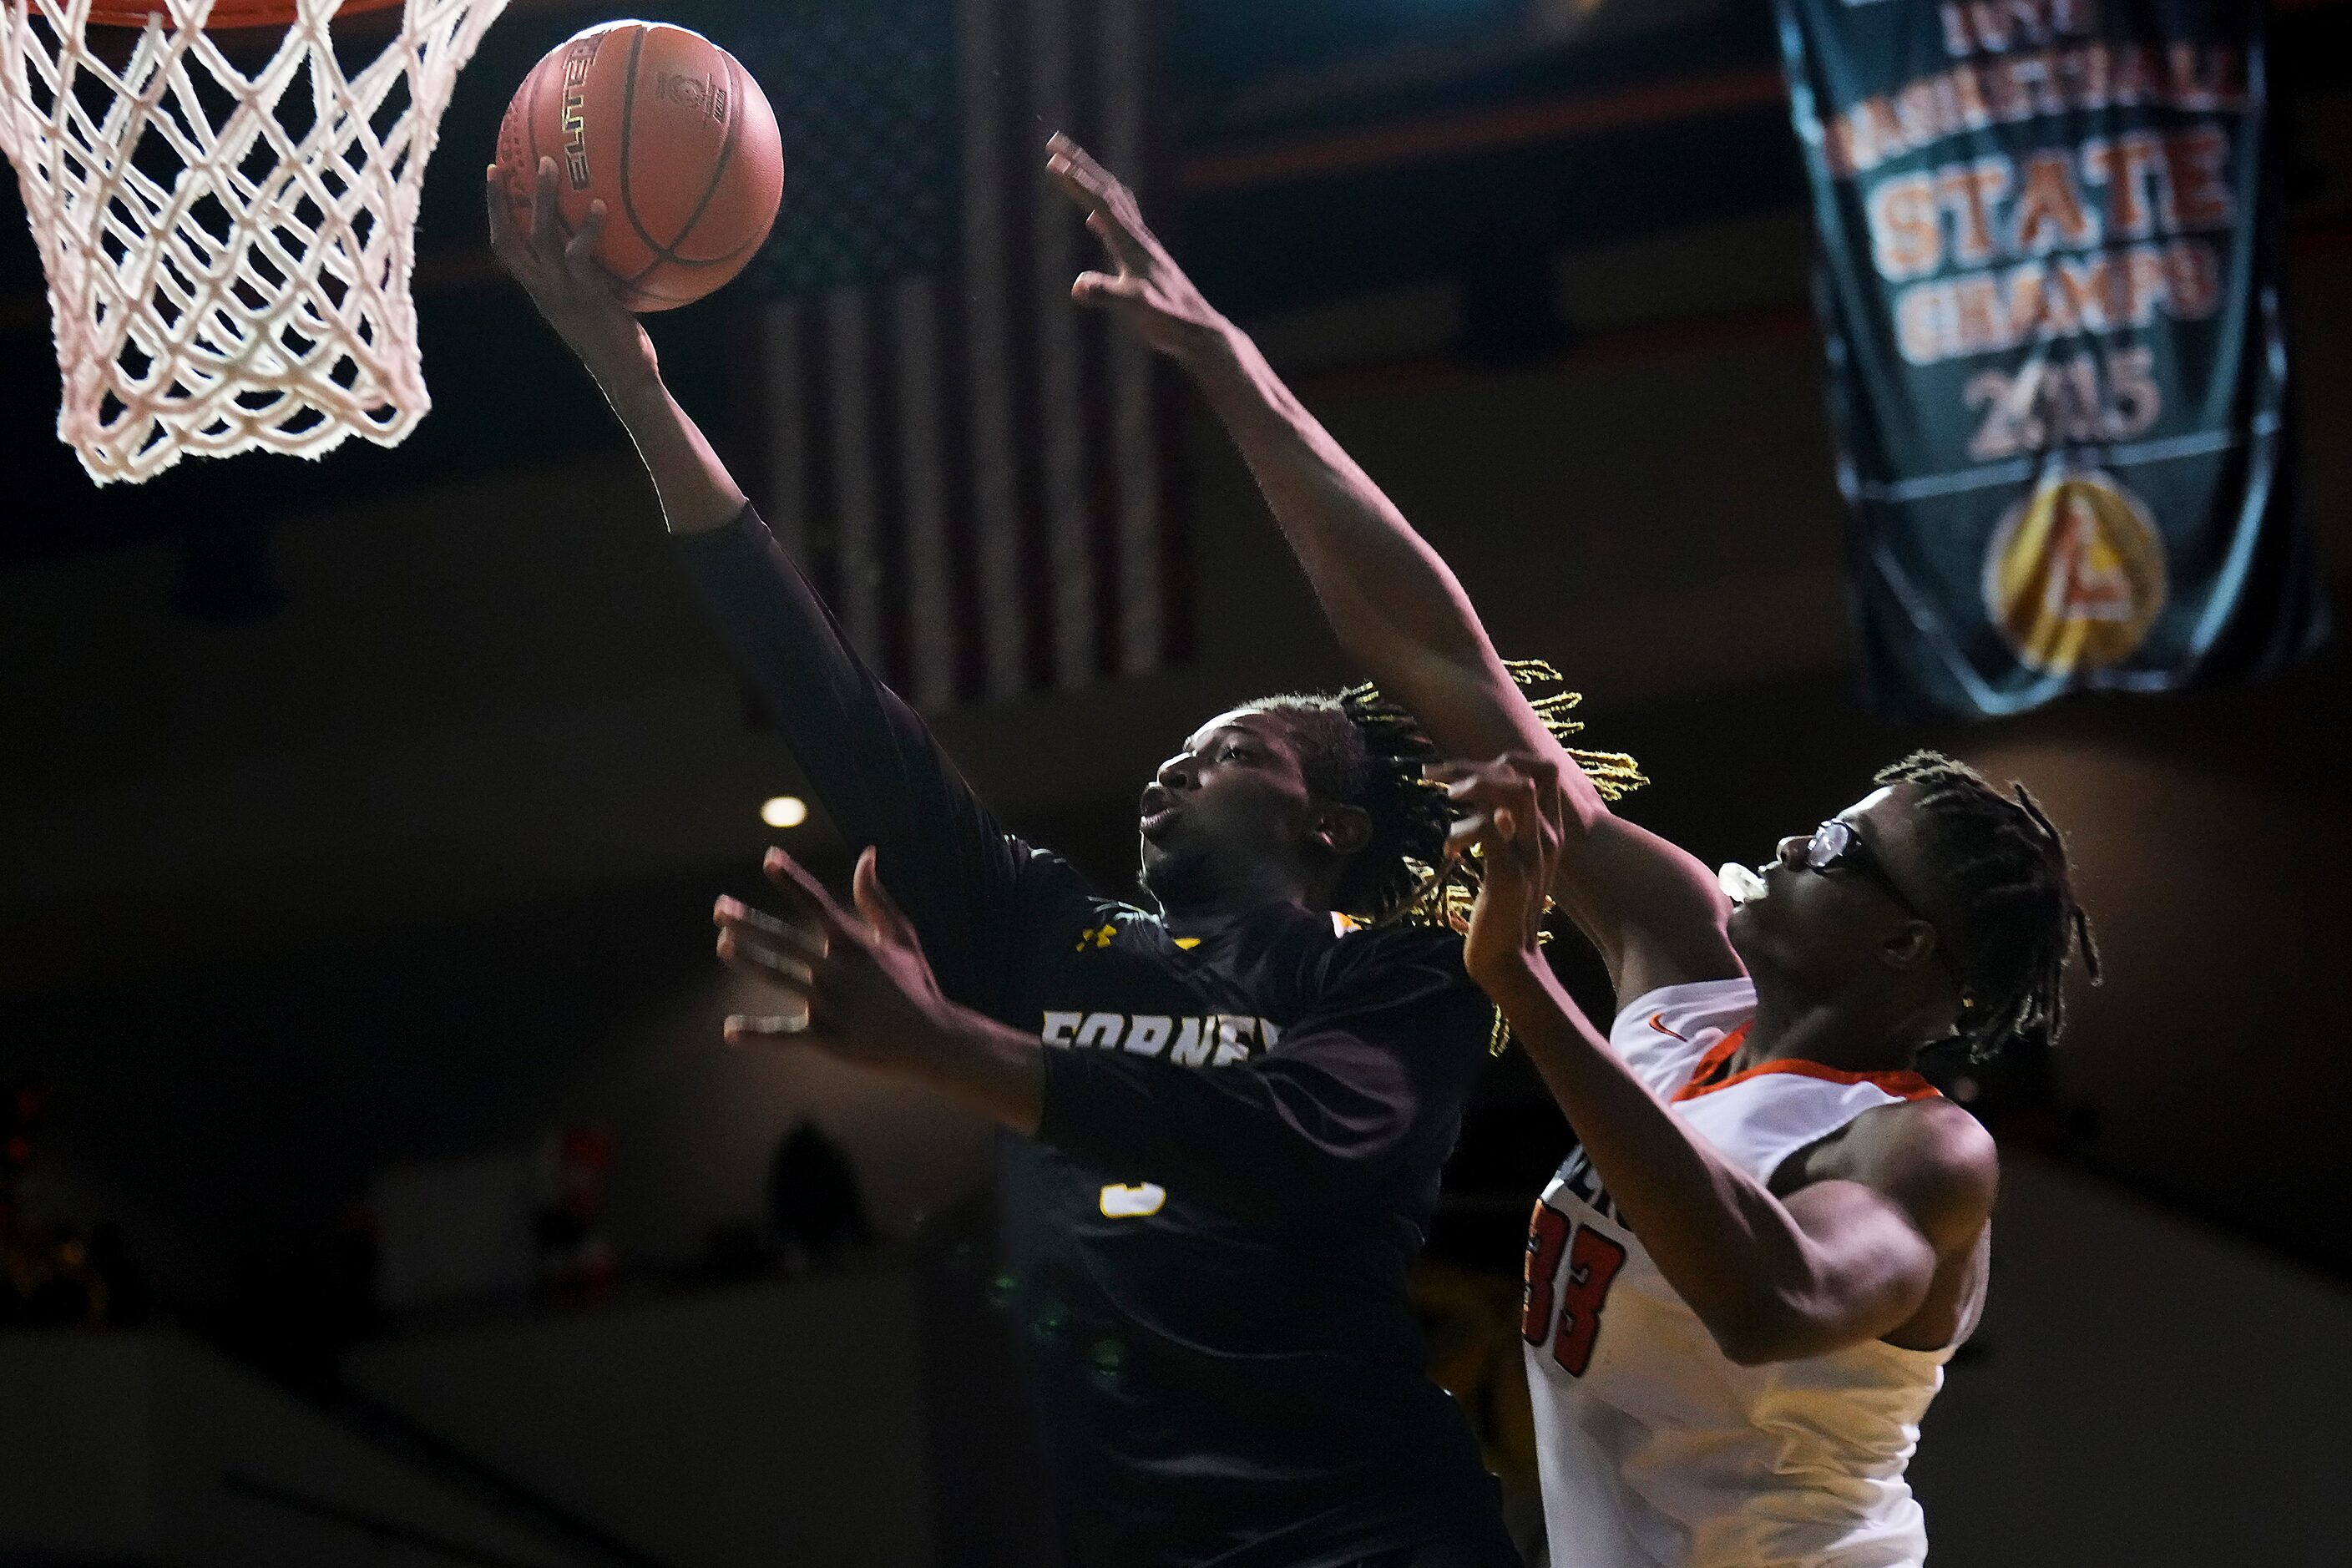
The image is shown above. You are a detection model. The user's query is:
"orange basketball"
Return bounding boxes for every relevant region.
[495,20,785,312]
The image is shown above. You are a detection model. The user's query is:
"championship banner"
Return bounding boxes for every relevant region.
[1773,0,2328,716]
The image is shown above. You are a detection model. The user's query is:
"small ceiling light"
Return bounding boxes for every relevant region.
[760,795,809,829]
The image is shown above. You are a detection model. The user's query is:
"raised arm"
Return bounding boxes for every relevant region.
[490,159,1036,1006]
[1047,138,1737,999]
[487,159,744,538]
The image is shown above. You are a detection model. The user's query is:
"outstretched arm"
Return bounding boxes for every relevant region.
[487,159,744,537]
[491,159,1036,1008]
[1047,137,1738,999]
[720,848,1486,1229]
[1046,139,1527,762]
[1448,756,1996,1364]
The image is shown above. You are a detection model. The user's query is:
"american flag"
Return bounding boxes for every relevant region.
[720,0,1180,709]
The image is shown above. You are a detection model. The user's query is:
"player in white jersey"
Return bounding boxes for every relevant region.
[1512,974,1951,1566]
[1050,139,2097,1568]
[1427,755,2089,1568]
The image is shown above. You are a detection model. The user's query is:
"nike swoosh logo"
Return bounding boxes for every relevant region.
[1648,1012,1688,1041]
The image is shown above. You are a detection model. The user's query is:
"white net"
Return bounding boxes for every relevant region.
[0,0,508,483]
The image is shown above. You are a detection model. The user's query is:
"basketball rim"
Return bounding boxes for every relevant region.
[76,0,405,28]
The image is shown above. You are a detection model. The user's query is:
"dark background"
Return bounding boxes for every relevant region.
[1,4,2349,1562]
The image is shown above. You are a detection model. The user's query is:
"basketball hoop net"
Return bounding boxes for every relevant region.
[0,0,508,483]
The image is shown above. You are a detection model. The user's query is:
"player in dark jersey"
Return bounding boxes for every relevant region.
[488,154,1638,1567]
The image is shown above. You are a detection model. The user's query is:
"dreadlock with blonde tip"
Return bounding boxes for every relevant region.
[1873,751,2101,1063]
[1251,660,1645,932]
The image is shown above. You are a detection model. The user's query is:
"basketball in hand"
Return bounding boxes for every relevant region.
[495,20,785,312]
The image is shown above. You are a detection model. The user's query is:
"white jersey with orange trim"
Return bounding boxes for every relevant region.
[1524,978,1953,1568]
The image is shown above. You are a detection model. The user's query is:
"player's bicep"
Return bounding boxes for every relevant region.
[1778,1180,1945,1342]
[1778,1110,1998,1346]
[1553,815,1744,1001]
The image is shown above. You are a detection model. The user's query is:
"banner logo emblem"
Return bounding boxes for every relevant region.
[1982,471,2167,676]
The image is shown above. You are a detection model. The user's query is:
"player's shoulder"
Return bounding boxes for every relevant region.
[1323,913,1469,975]
[1006,840,1109,917]
[1839,1095,2000,1245]
[1304,920,1492,1031]
[1044,887,1167,949]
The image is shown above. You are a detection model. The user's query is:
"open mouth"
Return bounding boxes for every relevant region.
[1139,784,1182,842]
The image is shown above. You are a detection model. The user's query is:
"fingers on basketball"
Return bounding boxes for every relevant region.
[527,156,569,260]
[564,203,608,276]
[483,164,529,269]
[499,23,786,313]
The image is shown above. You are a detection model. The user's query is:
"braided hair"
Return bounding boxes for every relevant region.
[1874,751,2101,1062]
[1252,661,1646,926]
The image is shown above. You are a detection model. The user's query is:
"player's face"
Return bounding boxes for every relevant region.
[1137,708,1322,910]
[1726,783,1956,996]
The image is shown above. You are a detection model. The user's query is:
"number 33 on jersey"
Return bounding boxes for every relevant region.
[1523,1198,1628,1377]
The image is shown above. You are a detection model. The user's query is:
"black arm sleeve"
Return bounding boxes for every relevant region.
[1031,940,1495,1227]
[673,506,1047,1010]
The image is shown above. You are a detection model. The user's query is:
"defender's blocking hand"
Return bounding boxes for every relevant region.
[485,157,658,386]
[1047,133,1229,362]
[1429,754,1569,986]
